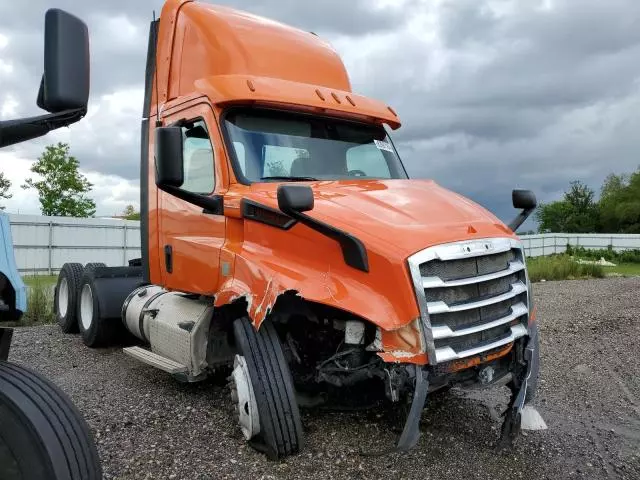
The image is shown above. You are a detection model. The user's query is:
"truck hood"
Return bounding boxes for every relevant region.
[237,179,515,258]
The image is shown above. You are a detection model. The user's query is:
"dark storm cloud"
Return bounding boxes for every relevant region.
[2,0,640,223]
[333,0,640,220]
[0,0,414,180]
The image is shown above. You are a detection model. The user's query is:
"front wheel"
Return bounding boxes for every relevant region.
[0,361,102,479]
[231,318,303,460]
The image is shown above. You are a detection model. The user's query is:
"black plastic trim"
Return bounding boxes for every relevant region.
[277,190,369,272]
[140,19,158,284]
[140,120,150,283]
[164,245,173,274]
[0,328,13,360]
[142,20,159,119]
[241,199,297,230]
[157,185,224,215]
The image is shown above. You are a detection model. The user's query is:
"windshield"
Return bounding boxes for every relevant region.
[223,109,408,183]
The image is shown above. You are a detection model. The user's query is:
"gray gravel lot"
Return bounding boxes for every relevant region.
[8,277,640,479]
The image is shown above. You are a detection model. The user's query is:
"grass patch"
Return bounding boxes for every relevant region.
[566,245,640,264]
[22,277,55,326]
[602,263,640,277]
[526,255,605,282]
[22,275,58,288]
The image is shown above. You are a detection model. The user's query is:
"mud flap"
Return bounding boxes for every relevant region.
[497,333,538,450]
[395,368,429,452]
[0,327,12,360]
[361,366,429,456]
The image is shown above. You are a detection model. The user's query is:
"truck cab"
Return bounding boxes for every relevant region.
[53,0,541,460]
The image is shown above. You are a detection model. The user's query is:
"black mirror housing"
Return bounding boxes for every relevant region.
[37,9,90,113]
[508,189,537,232]
[277,185,315,214]
[155,127,184,188]
[512,189,537,210]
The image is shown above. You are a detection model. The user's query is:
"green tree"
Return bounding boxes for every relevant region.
[536,181,599,233]
[599,168,640,233]
[0,172,12,210]
[22,143,96,217]
[121,204,140,220]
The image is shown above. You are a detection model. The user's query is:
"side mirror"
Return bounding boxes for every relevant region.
[277,185,315,214]
[153,126,224,215]
[37,9,90,113]
[508,189,537,232]
[0,8,89,148]
[155,127,184,188]
[512,189,537,210]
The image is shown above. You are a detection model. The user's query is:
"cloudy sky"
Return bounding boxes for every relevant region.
[1,0,639,227]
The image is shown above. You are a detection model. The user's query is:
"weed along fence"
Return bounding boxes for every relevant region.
[7,214,640,273]
[9,214,141,274]
[518,233,640,258]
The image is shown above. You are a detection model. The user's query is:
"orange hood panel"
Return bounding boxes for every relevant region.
[219,179,516,334]
[240,179,514,258]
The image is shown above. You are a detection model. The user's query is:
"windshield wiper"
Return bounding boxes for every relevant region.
[260,176,318,182]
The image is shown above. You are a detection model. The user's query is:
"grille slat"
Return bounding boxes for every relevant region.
[427,281,527,314]
[431,302,528,339]
[411,241,530,364]
[422,260,525,288]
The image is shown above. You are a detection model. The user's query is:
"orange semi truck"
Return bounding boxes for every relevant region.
[18,0,540,461]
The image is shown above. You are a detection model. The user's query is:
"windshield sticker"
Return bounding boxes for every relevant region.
[374,139,394,152]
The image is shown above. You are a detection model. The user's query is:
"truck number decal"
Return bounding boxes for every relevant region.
[374,139,394,152]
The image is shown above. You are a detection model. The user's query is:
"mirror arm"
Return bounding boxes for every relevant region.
[508,207,535,232]
[280,206,369,272]
[0,107,86,148]
[157,184,224,215]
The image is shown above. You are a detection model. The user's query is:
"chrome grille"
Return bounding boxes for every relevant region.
[408,237,530,365]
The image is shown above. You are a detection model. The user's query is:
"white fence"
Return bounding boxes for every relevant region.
[519,233,640,258]
[7,214,640,273]
[9,214,141,274]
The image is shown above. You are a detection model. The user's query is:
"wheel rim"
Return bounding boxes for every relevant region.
[231,355,260,440]
[57,277,69,318]
[80,284,93,330]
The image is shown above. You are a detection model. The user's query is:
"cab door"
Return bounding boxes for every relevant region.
[158,102,226,294]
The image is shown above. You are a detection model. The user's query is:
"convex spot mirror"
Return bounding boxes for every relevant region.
[155,126,184,188]
[512,189,537,210]
[277,185,315,214]
[37,9,90,113]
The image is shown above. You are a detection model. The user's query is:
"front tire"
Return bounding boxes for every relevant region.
[0,361,102,479]
[54,263,84,333]
[232,318,303,460]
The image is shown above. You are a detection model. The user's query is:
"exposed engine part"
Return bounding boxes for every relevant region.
[478,365,495,384]
[365,327,382,352]
[344,320,365,345]
[384,366,410,402]
[230,354,260,440]
[122,285,214,378]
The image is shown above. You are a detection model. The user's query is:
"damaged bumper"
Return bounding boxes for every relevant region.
[389,326,540,454]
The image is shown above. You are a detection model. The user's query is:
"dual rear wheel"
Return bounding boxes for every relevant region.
[54,263,119,347]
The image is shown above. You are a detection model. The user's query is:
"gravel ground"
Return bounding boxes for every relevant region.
[8,277,640,479]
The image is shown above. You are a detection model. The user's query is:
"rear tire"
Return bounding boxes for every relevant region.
[77,272,119,348]
[54,263,84,334]
[83,263,106,276]
[0,361,102,479]
[232,318,303,460]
